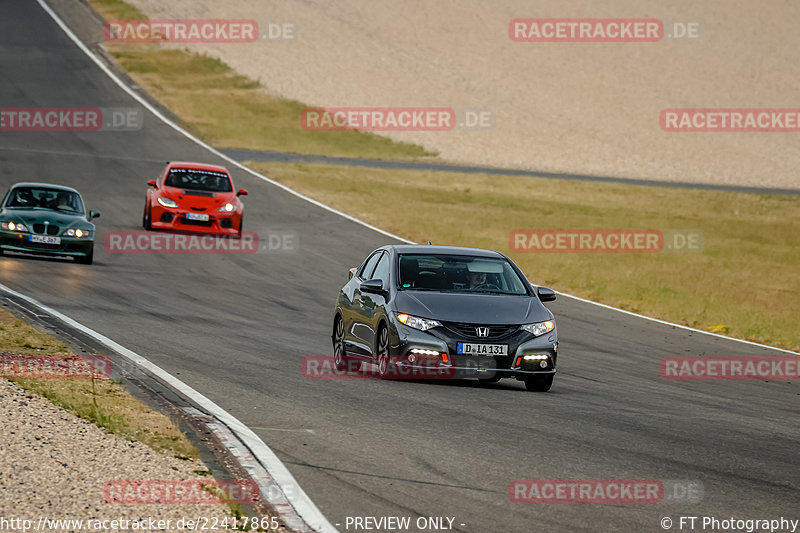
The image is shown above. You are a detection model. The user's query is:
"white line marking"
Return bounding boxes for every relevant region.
[555,291,799,356]
[2,281,336,533]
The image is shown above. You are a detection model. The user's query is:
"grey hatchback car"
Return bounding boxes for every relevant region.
[332,244,559,391]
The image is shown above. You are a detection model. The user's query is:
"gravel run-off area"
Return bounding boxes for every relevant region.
[0,377,231,532]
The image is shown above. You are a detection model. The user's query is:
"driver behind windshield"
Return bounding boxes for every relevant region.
[468,271,487,289]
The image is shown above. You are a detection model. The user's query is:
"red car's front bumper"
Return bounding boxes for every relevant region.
[150,205,241,235]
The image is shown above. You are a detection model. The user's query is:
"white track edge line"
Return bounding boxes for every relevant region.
[0,282,336,533]
[555,291,799,355]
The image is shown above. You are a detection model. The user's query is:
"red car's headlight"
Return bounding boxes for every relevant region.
[157,197,179,208]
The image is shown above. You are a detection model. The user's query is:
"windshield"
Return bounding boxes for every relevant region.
[165,168,232,192]
[5,187,85,214]
[398,254,530,295]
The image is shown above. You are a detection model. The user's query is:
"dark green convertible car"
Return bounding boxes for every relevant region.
[0,183,100,264]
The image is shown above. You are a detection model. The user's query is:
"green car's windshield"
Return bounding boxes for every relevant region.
[5,187,85,214]
[397,254,530,295]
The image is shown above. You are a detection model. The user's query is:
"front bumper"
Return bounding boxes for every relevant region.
[0,231,93,257]
[150,205,241,235]
[391,321,558,380]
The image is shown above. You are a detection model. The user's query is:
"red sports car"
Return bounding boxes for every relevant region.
[143,162,247,236]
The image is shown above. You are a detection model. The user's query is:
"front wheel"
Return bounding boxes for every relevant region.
[143,203,152,230]
[375,326,392,378]
[332,316,350,371]
[524,374,554,392]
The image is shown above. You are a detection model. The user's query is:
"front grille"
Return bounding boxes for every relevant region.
[189,207,207,211]
[442,322,520,340]
[160,212,174,222]
[180,217,213,227]
[32,224,60,235]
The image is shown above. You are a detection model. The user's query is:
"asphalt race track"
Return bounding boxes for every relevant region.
[1,1,798,532]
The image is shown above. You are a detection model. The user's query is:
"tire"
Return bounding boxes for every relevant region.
[524,374,554,392]
[332,316,350,371]
[236,216,243,239]
[143,203,152,230]
[375,325,392,378]
[75,247,93,265]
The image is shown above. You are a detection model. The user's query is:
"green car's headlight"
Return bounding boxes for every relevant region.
[396,313,442,331]
[521,320,556,337]
[2,221,28,232]
[65,228,91,238]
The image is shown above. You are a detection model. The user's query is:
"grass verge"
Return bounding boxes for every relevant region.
[91,0,432,160]
[0,308,198,458]
[87,0,800,351]
[249,162,800,352]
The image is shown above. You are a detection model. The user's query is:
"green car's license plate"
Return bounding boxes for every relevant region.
[30,235,60,244]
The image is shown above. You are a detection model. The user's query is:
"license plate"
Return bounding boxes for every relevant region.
[186,212,209,221]
[457,343,508,356]
[30,235,61,244]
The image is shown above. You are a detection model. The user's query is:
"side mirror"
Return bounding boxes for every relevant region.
[237,189,248,197]
[360,278,386,295]
[89,210,101,220]
[147,180,157,188]
[536,286,557,302]
[348,267,357,280]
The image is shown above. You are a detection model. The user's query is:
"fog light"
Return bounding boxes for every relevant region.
[410,348,440,356]
[408,354,416,363]
[523,354,549,361]
[540,361,548,368]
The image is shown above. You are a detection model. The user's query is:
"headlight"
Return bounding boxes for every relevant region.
[521,320,555,337]
[396,313,441,331]
[157,197,179,208]
[65,228,90,238]
[218,202,236,212]
[2,221,27,232]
